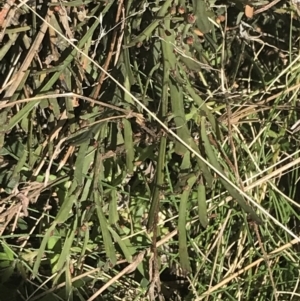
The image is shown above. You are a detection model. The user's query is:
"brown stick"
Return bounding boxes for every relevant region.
[91,0,124,99]
[198,235,300,299]
[254,0,282,15]
[3,9,53,100]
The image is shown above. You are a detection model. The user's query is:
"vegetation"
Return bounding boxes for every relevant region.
[0,0,300,300]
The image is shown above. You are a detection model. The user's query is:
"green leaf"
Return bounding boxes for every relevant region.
[123,119,134,174]
[200,117,262,224]
[94,192,117,265]
[54,217,78,279]
[178,175,197,273]
[197,177,208,228]
[192,0,213,34]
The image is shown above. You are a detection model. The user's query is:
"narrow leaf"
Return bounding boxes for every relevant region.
[200,117,262,224]
[123,119,134,174]
[178,175,197,273]
[197,177,208,228]
[94,192,117,265]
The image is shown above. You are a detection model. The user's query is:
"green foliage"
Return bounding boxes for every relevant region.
[0,0,300,300]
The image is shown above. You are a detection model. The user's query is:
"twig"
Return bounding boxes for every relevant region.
[254,0,282,15]
[148,196,162,301]
[197,235,300,299]
[0,92,137,115]
[225,99,243,188]
[87,251,146,301]
[0,0,17,42]
[91,0,124,99]
[114,6,125,66]
[253,223,279,301]
[3,9,53,100]
[220,82,300,124]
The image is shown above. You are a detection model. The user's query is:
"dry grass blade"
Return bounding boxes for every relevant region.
[200,116,262,224]
[87,250,146,301]
[3,9,53,100]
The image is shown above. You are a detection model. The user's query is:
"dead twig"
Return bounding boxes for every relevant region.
[0,0,17,42]
[3,8,53,100]
[253,223,279,301]
[254,0,282,15]
[91,0,124,99]
[197,235,300,300]
[87,251,146,301]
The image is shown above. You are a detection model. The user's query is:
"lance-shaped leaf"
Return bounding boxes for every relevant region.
[200,117,262,224]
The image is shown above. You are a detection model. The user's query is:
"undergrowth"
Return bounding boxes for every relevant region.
[0,0,300,300]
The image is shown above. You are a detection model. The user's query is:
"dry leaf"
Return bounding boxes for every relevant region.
[216,15,226,23]
[291,0,300,16]
[245,5,254,18]
[193,28,204,37]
